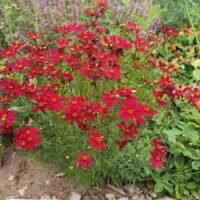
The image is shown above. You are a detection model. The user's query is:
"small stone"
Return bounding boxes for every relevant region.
[56,172,65,177]
[123,185,139,194]
[8,175,15,181]
[46,180,50,185]
[148,191,157,198]
[145,195,153,200]
[18,186,28,197]
[131,195,139,200]
[138,194,145,200]
[156,197,176,200]
[118,197,129,200]
[40,195,52,200]
[71,192,81,200]
[105,193,116,200]
[107,184,126,195]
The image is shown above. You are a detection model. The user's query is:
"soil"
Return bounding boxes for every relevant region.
[0,147,72,200]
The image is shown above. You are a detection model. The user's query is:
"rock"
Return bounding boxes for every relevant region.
[8,175,15,181]
[131,195,139,200]
[107,184,126,195]
[145,195,153,200]
[46,180,50,185]
[123,185,139,194]
[40,195,52,200]
[18,185,28,197]
[138,194,145,200]
[105,193,116,200]
[118,197,129,200]
[56,172,65,177]
[71,192,82,200]
[156,197,175,200]
[148,191,157,198]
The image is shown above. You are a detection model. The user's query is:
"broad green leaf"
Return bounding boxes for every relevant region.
[193,69,200,80]
[154,182,163,193]
[174,154,185,168]
[186,181,198,190]
[192,161,200,170]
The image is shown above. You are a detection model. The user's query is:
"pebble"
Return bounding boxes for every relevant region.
[56,172,65,177]
[118,197,129,200]
[17,185,28,197]
[124,184,139,194]
[131,195,139,200]
[105,193,116,200]
[148,191,157,198]
[40,195,52,200]
[71,192,82,200]
[8,175,15,181]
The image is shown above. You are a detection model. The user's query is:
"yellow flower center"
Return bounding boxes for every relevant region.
[82,155,88,161]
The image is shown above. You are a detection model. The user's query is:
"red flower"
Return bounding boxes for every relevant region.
[96,0,107,7]
[119,97,145,125]
[13,127,41,151]
[116,139,129,151]
[116,87,136,98]
[149,138,166,169]
[142,105,157,117]
[77,153,93,169]
[0,106,17,128]
[102,90,119,108]
[149,150,166,169]
[88,130,106,152]
[27,32,39,40]
[0,79,24,98]
[152,88,166,108]
[104,35,132,50]
[117,122,139,140]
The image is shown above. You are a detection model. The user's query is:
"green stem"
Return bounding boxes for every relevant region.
[186,4,200,58]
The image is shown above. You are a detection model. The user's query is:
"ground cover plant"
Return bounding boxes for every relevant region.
[0,1,200,199]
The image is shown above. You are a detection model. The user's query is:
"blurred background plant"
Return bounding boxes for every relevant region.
[0,0,164,48]
[153,0,200,29]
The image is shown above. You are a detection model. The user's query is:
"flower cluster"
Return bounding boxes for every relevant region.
[0,106,17,135]
[149,138,166,169]
[13,127,41,151]
[0,2,198,171]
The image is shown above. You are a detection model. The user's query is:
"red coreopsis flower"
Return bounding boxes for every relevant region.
[88,130,106,152]
[125,21,141,34]
[59,71,73,82]
[64,96,86,124]
[96,0,107,7]
[152,88,166,108]
[0,79,24,98]
[13,127,41,151]
[149,150,166,169]
[117,121,139,140]
[102,90,120,108]
[11,58,29,72]
[106,66,121,82]
[104,35,132,50]
[142,105,157,117]
[56,38,69,49]
[77,153,93,169]
[0,106,17,134]
[133,37,148,53]
[149,138,166,169]
[84,102,100,121]
[27,32,39,40]
[119,97,146,125]
[116,139,129,151]
[116,87,136,98]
